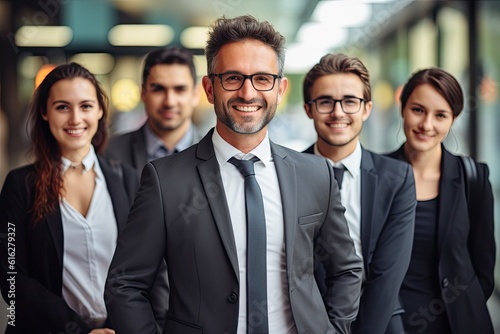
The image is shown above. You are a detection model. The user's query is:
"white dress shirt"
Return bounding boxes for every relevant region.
[212,129,297,334]
[60,146,118,328]
[314,141,365,282]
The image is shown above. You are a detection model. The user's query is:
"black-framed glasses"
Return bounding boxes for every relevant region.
[209,72,282,91]
[308,97,366,114]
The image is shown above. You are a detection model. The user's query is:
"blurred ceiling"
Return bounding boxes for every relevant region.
[4,0,424,72]
[110,0,318,44]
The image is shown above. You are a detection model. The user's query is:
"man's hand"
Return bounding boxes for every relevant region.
[89,329,115,334]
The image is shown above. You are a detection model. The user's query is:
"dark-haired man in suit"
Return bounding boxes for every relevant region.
[105,46,201,177]
[104,46,202,333]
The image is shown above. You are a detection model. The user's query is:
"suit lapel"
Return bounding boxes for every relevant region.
[271,142,297,272]
[99,157,129,231]
[132,126,148,169]
[196,130,240,279]
[303,144,314,154]
[360,149,376,270]
[436,148,462,257]
[46,207,64,268]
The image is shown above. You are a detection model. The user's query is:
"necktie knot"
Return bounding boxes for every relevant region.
[333,165,346,190]
[229,156,260,177]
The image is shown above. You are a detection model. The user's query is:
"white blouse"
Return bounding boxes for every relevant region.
[60,146,118,328]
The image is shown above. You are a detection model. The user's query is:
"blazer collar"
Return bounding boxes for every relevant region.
[436,146,463,255]
[131,124,149,168]
[388,144,407,163]
[196,128,216,161]
[196,129,239,278]
[388,143,463,257]
[303,144,314,154]
[98,156,129,232]
[270,142,297,274]
[46,207,64,269]
[360,147,376,267]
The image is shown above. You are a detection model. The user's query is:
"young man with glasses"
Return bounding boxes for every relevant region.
[303,53,416,334]
[106,17,362,334]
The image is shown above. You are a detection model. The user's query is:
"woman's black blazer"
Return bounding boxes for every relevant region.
[0,157,138,334]
[386,145,495,334]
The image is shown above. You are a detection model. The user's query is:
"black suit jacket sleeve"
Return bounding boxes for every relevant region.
[0,167,92,333]
[106,162,166,334]
[468,162,496,298]
[0,160,138,333]
[353,163,416,334]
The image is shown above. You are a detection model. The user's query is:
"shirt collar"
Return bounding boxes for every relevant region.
[144,123,167,159]
[61,145,97,173]
[314,141,362,177]
[144,122,194,159]
[212,127,272,167]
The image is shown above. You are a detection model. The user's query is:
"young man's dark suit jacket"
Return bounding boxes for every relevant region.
[304,145,416,334]
[105,122,202,177]
[0,157,138,334]
[387,145,495,334]
[105,128,363,334]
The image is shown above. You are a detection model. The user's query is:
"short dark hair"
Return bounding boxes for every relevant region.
[400,68,464,118]
[205,15,286,76]
[142,47,197,86]
[303,53,371,104]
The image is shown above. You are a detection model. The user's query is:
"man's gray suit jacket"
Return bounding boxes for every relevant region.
[105,128,363,334]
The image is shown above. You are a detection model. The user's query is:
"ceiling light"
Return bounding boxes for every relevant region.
[297,22,347,48]
[15,26,73,47]
[360,0,397,2]
[285,43,331,74]
[108,24,174,46]
[70,53,115,75]
[312,1,371,27]
[35,64,57,89]
[19,56,47,78]
[180,27,209,49]
[111,79,141,112]
[193,55,207,77]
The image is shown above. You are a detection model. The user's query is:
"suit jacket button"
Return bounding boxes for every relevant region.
[442,278,449,288]
[228,292,238,303]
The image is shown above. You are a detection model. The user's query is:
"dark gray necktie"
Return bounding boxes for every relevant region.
[333,165,346,190]
[229,156,268,334]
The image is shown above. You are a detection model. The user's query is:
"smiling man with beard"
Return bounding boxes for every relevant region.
[105,15,362,334]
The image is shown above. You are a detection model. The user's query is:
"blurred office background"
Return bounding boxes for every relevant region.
[0,0,499,330]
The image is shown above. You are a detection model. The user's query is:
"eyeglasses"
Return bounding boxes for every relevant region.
[209,72,282,91]
[308,97,366,114]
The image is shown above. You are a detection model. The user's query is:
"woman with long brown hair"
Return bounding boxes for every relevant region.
[0,63,138,333]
